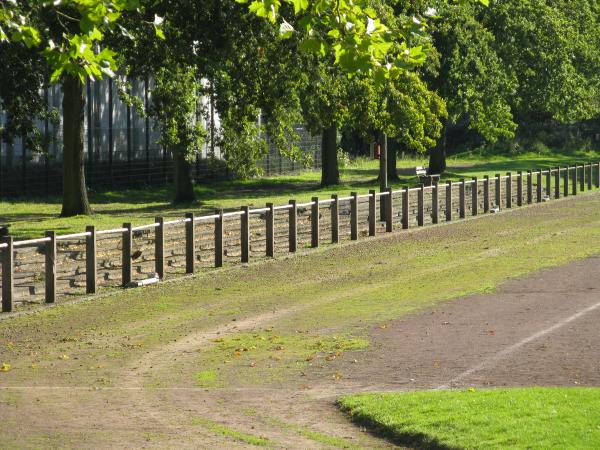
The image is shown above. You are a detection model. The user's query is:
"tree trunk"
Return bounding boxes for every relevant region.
[321,126,340,186]
[428,123,448,175]
[387,139,400,181]
[173,148,195,203]
[61,74,92,217]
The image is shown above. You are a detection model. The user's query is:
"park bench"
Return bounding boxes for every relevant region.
[415,166,440,186]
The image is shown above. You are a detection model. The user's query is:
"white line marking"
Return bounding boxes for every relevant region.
[438,299,600,389]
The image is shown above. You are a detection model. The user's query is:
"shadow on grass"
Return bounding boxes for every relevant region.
[340,410,460,450]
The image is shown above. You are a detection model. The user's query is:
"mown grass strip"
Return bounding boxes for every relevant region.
[339,388,600,450]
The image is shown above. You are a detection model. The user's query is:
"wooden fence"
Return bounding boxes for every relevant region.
[1,163,599,313]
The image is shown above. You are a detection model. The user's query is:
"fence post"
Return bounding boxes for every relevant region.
[588,163,593,190]
[350,192,358,240]
[368,190,376,236]
[241,207,250,262]
[45,231,56,303]
[402,187,410,229]
[122,223,132,286]
[331,195,339,243]
[432,182,439,224]
[417,184,425,226]
[1,237,13,312]
[555,167,560,199]
[579,164,585,192]
[573,165,578,196]
[266,203,274,257]
[527,170,533,204]
[495,174,501,208]
[185,213,195,273]
[471,177,478,216]
[506,173,512,209]
[564,166,570,197]
[446,181,453,222]
[517,171,523,206]
[596,162,600,189]
[288,200,297,252]
[545,169,551,197]
[155,217,164,279]
[385,188,393,232]
[311,197,319,248]
[459,179,466,218]
[215,210,223,268]
[86,226,96,294]
[537,170,543,202]
[483,176,490,213]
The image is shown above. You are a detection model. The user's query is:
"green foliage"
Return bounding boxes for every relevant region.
[340,388,600,449]
[219,118,268,179]
[149,67,207,161]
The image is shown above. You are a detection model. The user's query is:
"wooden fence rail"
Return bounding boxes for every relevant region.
[1,162,600,313]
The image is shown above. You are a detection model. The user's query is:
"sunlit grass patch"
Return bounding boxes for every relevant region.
[339,388,600,449]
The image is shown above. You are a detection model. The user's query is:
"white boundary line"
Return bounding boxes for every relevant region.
[437,299,600,389]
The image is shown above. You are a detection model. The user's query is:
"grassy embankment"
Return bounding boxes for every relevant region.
[2,150,598,238]
[339,388,600,449]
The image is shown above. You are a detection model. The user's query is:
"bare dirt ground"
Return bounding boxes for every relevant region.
[2,195,600,449]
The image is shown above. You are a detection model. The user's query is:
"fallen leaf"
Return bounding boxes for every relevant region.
[1,363,10,372]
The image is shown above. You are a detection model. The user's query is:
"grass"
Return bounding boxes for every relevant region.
[2,149,598,239]
[191,417,271,447]
[338,388,600,449]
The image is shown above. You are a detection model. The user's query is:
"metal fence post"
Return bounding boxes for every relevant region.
[185,213,195,273]
[471,177,478,216]
[432,181,439,224]
[45,231,56,303]
[446,181,453,222]
[555,167,560,199]
[311,197,319,248]
[588,163,593,190]
[537,170,543,202]
[368,190,376,236]
[564,166,569,197]
[331,195,339,243]
[527,170,533,204]
[215,210,223,268]
[573,165,578,196]
[545,169,551,197]
[417,184,425,226]
[596,162,600,189]
[580,164,585,192]
[122,223,132,286]
[266,203,274,257]
[86,226,96,294]
[155,217,164,279]
[2,237,13,312]
[350,192,358,240]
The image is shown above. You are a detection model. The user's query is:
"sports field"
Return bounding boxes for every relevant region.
[1,191,600,448]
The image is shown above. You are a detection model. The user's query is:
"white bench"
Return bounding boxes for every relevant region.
[415,166,440,186]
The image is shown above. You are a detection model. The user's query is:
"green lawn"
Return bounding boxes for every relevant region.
[1,150,598,239]
[339,388,600,449]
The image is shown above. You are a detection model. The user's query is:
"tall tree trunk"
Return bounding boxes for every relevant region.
[173,148,195,203]
[428,122,448,175]
[61,75,92,217]
[387,139,400,181]
[321,126,340,186]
